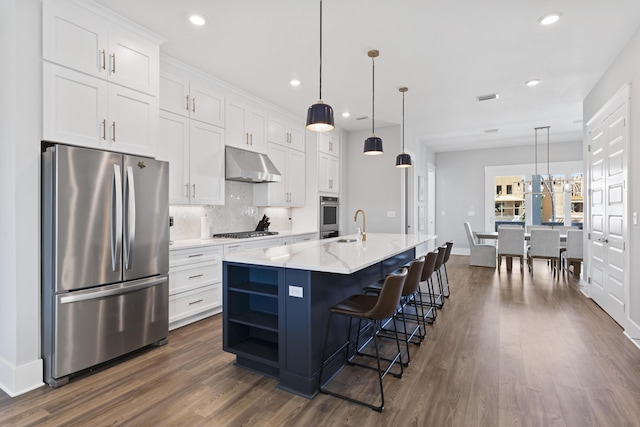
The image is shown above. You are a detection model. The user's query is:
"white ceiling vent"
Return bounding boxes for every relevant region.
[484,128,499,133]
[476,93,499,102]
[355,116,369,121]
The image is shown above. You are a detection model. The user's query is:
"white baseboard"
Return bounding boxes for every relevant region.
[452,248,470,256]
[0,356,44,397]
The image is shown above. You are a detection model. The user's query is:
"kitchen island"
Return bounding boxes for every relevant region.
[222,233,436,398]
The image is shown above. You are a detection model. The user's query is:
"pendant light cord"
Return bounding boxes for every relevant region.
[371,56,375,135]
[402,91,405,151]
[319,0,323,101]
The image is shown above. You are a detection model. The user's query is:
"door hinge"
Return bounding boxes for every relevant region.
[588,144,591,152]
[588,277,591,284]
[588,232,591,240]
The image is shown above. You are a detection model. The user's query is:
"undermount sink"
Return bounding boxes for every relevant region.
[337,238,357,243]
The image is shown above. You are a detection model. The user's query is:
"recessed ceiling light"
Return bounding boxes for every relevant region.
[342,112,350,118]
[289,79,301,87]
[189,14,207,26]
[525,79,542,86]
[538,12,562,26]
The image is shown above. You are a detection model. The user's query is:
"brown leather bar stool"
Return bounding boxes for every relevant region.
[431,245,447,309]
[441,240,454,297]
[318,268,408,412]
[363,257,426,366]
[417,251,438,323]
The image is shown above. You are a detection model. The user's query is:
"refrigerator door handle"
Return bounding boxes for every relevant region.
[124,166,136,269]
[111,164,123,272]
[59,276,168,304]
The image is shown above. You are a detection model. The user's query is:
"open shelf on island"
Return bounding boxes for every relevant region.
[228,282,278,297]
[228,337,279,364]
[228,311,278,332]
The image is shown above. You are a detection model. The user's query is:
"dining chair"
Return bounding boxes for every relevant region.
[463,222,496,268]
[562,229,583,276]
[497,226,525,272]
[527,229,561,275]
[526,225,552,233]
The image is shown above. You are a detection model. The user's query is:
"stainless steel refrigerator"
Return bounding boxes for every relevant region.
[42,144,170,387]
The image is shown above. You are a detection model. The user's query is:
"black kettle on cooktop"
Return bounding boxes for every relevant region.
[255,214,270,231]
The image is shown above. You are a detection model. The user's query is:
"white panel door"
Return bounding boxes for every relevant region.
[43,62,107,148]
[189,121,225,205]
[108,27,158,96]
[107,85,157,157]
[267,143,288,206]
[587,86,629,327]
[225,99,250,150]
[157,111,190,204]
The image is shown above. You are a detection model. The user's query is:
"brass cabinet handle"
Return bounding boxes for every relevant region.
[192,183,196,198]
[111,122,116,142]
[192,97,196,113]
[188,299,203,305]
[188,253,204,258]
[250,134,253,145]
[185,183,189,198]
[101,49,106,70]
[102,119,106,140]
[246,132,249,145]
[188,274,204,279]
[111,53,116,73]
[186,95,190,111]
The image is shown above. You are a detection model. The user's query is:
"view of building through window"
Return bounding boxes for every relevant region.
[494,173,583,228]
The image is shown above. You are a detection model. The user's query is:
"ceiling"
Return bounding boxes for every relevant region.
[93,0,640,152]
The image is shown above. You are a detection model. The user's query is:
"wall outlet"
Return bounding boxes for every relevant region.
[288,285,303,298]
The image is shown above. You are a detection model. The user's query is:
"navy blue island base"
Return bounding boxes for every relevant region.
[222,247,415,398]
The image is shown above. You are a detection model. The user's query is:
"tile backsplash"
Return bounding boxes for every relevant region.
[169,181,292,241]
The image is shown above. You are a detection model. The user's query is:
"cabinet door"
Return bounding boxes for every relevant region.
[288,124,305,152]
[287,149,306,206]
[107,84,157,157]
[226,99,249,150]
[267,143,288,206]
[267,115,287,146]
[43,0,107,79]
[318,153,339,194]
[160,72,190,117]
[190,81,225,127]
[327,155,339,193]
[158,111,190,204]
[319,131,339,156]
[43,62,107,148]
[248,109,267,153]
[108,26,159,96]
[189,121,225,205]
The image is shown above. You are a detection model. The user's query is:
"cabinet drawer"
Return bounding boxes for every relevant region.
[170,245,222,268]
[169,260,220,295]
[169,284,222,324]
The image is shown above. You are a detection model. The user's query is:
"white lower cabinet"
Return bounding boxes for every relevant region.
[169,244,223,330]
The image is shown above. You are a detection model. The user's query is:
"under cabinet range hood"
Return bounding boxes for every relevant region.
[225,146,282,183]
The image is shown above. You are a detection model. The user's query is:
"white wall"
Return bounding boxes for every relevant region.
[0,0,44,397]
[584,27,640,340]
[435,141,582,252]
[345,125,404,235]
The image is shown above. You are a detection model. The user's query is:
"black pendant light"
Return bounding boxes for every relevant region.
[306,0,334,132]
[396,87,412,168]
[363,49,383,155]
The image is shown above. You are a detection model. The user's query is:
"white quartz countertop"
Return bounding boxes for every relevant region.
[169,230,317,250]
[223,233,437,274]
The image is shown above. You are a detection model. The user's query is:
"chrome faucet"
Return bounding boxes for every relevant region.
[354,209,366,241]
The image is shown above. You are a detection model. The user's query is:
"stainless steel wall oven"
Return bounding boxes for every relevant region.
[320,196,339,239]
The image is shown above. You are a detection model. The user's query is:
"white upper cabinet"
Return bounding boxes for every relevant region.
[42,0,162,157]
[319,153,339,194]
[43,0,160,96]
[43,62,157,156]
[157,111,225,205]
[318,131,340,156]
[268,114,305,152]
[160,72,225,128]
[226,97,267,153]
[254,143,305,207]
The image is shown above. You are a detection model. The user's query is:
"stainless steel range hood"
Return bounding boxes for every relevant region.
[225,146,282,183]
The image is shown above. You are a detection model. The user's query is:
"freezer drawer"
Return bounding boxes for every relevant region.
[45,276,169,385]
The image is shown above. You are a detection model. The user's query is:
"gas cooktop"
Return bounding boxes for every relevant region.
[212,231,279,239]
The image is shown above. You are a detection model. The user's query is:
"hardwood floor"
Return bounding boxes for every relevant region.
[3,255,640,426]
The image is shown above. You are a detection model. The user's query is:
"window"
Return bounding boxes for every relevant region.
[506,185,512,195]
[496,185,502,195]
